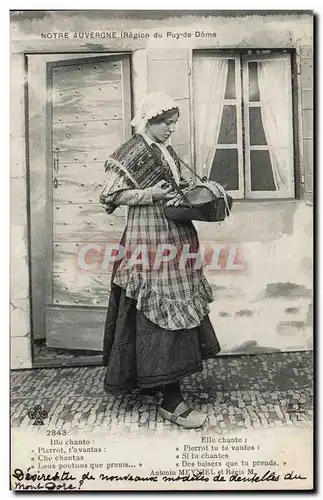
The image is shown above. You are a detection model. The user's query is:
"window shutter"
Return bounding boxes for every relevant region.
[146,49,192,173]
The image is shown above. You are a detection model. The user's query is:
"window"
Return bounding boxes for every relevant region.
[193,52,295,199]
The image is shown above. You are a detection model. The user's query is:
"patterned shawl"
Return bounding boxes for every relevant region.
[101,134,182,213]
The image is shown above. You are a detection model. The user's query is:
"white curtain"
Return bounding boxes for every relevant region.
[257,60,290,191]
[195,58,228,178]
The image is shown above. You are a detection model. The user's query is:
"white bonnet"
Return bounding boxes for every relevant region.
[131,92,179,132]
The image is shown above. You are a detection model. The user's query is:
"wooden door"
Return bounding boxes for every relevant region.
[45,55,131,351]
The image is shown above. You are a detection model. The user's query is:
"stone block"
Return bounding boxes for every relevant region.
[11,337,32,369]
[300,46,313,59]
[302,108,313,140]
[301,58,313,89]
[10,300,30,337]
[139,412,149,425]
[302,89,313,110]
[11,178,28,226]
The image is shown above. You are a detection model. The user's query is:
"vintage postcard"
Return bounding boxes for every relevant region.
[10,9,314,491]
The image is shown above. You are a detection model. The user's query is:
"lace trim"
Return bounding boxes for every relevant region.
[131,93,179,133]
[113,272,214,331]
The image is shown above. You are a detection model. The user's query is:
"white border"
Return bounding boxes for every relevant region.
[2,3,319,499]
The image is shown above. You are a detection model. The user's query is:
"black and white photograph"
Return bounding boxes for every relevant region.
[10,9,314,491]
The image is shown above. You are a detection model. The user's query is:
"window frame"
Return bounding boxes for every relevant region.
[242,52,295,199]
[191,49,297,200]
[192,52,245,198]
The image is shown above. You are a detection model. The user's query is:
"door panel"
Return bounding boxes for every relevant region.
[52,163,106,204]
[52,83,123,123]
[53,241,119,274]
[46,55,131,351]
[52,203,124,241]
[52,120,123,162]
[51,59,122,89]
[53,272,113,307]
[46,306,107,351]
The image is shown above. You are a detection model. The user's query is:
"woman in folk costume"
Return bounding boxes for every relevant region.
[100,92,221,429]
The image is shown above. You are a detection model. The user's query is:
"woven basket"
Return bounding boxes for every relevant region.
[163,185,233,222]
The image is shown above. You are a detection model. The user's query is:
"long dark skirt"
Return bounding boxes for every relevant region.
[103,283,221,394]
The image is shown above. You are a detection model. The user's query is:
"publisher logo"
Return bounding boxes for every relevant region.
[74,241,246,274]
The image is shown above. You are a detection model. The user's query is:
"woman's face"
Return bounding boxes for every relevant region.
[146,111,179,143]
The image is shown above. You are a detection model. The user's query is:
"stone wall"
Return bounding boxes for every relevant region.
[11,54,32,368]
[196,201,313,354]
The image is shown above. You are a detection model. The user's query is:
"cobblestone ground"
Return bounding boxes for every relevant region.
[11,352,313,435]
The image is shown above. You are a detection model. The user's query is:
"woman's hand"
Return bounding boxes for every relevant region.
[151,180,175,201]
[165,192,182,207]
[99,193,107,205]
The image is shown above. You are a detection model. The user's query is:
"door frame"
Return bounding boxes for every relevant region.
[45,53,132,352]
[27,52,132,365]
